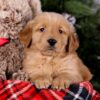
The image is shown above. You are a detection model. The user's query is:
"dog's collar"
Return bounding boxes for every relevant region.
[0,38,9,46]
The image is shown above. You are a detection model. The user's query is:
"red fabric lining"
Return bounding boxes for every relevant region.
[0,38,9,46]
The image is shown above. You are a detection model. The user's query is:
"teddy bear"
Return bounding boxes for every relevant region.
[0,0,42,80]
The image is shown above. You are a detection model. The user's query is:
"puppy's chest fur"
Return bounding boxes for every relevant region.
[23,51,62,73]
[23,49,77,81]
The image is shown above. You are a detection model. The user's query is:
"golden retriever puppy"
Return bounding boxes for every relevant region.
[20,12,92,89]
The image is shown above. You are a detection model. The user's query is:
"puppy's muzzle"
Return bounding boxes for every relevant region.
[47,38,57,47]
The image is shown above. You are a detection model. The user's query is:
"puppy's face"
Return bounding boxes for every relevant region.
[21,12,79,56]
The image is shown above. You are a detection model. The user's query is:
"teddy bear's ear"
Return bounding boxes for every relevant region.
[29,0,42,17]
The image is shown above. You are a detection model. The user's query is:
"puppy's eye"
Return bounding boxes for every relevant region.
[59,29,63,34]
[39,27,45,32]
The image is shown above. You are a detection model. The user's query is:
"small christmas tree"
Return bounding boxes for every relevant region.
[41,0,100,91]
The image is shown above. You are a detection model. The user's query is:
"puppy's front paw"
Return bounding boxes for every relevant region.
[12,70,29,81]
[34,77,52,89]
[52,77,70,90]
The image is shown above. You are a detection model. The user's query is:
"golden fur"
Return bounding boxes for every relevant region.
[20,12,92,89]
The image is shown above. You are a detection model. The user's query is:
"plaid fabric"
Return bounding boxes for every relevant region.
[0,80,99,100]
[93,94,100,100]
[0,38,9,46]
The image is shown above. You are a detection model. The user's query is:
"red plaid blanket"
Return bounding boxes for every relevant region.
[0,80,99,100]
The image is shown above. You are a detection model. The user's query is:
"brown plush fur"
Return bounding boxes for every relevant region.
[0,39,23,79]
[20,12,92,89]
[0,0,42,39]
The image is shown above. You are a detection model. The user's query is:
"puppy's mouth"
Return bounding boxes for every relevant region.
[41,46,57,56]
[48,46,55,51]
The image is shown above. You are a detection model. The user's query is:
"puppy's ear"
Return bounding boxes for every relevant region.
[19,20,34,48]
[66,25,79,53]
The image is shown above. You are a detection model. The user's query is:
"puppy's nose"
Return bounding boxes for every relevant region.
[48,39,57,46]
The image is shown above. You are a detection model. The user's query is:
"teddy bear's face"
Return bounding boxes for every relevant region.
[0,0,42,39]
[0,5,24,39]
